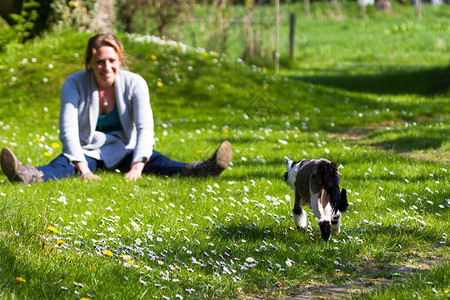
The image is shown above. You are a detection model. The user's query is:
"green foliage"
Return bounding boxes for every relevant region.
[49,0,97,32]
[0,20,16,51]
[8,0,40,43]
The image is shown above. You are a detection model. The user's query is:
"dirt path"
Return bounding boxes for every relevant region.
[248,257,447,299]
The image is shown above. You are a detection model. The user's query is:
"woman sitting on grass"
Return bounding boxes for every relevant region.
[1,33,232,184]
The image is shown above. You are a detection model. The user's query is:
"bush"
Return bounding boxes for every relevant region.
[0,20,16,52]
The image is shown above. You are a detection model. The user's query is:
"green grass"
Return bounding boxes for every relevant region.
[0,3,449,299]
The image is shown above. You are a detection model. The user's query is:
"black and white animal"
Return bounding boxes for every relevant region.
[284,157,348,241]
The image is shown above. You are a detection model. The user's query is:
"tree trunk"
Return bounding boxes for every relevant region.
[92,0,115,32]
[377,0,391,12]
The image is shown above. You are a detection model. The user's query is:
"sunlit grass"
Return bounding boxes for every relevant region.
[0,4,449,298]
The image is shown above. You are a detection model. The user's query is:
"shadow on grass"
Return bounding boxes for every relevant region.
[289,65,450,96]
[372,135,446,153]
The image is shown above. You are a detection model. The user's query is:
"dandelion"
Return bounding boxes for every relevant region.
[56,239,65,245]
[102,249,113,257]
[44,152,52,157]
[125,260,134,266]
[157,81,163,87]
[263,83,269,89]
[47,226,57,233]
[15,277,26,283]
[120,254,132,260]
[151,55,157,60]
[51,142,60,149]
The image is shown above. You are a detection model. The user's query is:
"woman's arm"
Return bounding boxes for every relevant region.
[73,161,101,181]
[59,74,90,164]
[125,74,155,180]
[125,161,145,181]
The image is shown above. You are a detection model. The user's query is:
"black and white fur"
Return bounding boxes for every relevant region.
[284,157,348,241]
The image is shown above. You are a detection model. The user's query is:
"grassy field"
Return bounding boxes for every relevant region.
[0,2,449,299]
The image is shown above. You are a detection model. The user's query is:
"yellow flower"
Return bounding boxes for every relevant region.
[161,136,165,141]
[261,67,267,72]
[126,260,134,266]
[44,152,52,157]
[80,298,91,300]
[222,128,228,133]
[51,142,60,149]
[203,52,209,57]
[156,81,163,87]
[35,137,41,142]
[47,226,57,233]
[15,277,26,283]
[151,55,157,60]
[114,208,119,211]
[263,83,269,89]
[196,150,204,154]
[69,1,79,8]
[102,249,113,257]
[56,239,65,244]
[82,7,87,12]
[296,130,301,134]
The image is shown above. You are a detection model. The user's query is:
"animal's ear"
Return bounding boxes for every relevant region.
[284,156,292,167]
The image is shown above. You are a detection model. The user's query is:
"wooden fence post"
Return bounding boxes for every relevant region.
[416,0,422,19]
[289,12,296,60]
[274,0,280,74]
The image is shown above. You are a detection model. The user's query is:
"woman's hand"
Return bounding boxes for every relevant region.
[125,161,145,181]
[74,161,101,181]
[81,172,102,181]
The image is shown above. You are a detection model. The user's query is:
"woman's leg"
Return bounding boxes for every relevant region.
[144,151,188,176]
[37,154,104,181]
[117,151,187,176]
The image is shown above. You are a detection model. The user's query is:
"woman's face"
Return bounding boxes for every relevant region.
[90,46,121,88]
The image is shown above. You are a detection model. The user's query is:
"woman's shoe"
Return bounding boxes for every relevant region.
[1,147,43,184]
[182,141,232,177]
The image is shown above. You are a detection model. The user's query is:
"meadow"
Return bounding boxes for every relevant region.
[0,2,449,299]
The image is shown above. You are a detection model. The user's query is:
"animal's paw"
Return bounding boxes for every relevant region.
[331,228,340,235]
[319,220,331,242]
[296,226,307,232]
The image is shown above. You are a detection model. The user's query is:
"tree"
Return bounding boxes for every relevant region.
[377,0,392,11]
[92,0,115,32]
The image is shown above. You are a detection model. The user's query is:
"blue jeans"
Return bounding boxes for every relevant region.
[36,151,188,181]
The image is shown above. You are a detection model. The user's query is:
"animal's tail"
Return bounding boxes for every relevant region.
[316,160,348,213]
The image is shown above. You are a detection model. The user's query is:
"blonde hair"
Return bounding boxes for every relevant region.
[84,34,126,71]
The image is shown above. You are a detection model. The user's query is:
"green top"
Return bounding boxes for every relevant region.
[96,105,123,133]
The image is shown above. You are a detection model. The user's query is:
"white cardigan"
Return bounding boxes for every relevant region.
[59,69,155,168]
